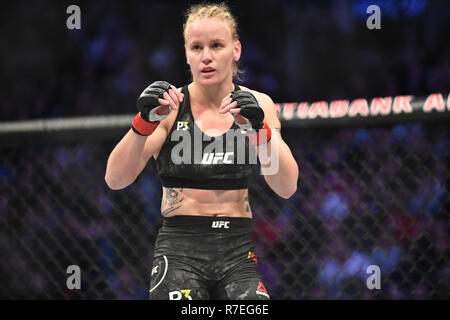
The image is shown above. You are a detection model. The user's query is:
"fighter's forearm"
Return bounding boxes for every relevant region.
[256,132,299,199]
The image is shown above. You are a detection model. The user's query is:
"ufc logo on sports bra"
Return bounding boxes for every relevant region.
[212,221,230,229]
[201,152,234,164]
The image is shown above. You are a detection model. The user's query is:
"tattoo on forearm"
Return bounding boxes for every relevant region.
[161,188,184,216]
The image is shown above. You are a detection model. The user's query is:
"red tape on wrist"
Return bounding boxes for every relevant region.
[247,122,272,146]
[132,113,160,136]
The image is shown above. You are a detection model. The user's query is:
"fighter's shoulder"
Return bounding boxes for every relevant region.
[237,86,275,109]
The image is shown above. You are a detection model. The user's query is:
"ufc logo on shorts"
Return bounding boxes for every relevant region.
[212,221,230,229]
[201,152,234,164]
[176,121,189,130]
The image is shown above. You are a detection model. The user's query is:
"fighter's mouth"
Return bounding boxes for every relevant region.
[201,67,215,73]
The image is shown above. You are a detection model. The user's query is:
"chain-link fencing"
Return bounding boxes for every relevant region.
[0,112,449,299]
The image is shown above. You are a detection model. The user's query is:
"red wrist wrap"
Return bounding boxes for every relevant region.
[247,122,272,146]
[132,113,160,136]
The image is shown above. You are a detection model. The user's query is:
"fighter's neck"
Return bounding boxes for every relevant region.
[188,82,235,109]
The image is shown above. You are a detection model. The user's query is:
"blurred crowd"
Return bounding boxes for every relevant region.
[1,0,449,121]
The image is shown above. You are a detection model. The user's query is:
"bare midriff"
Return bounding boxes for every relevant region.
[160,187,252,218]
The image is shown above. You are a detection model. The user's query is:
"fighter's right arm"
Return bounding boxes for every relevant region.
[105,82,183,190]
[105,125,168,190]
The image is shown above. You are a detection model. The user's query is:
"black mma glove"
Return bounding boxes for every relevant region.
[231,90,271,145]
[132,81,173,136]
[230,90,265,131]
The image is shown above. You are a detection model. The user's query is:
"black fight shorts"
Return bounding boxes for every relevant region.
[149,216,270,300]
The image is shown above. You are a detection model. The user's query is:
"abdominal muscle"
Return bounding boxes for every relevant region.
[160,187,252,218]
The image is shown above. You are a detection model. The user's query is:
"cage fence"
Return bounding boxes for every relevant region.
[0,94,449,299]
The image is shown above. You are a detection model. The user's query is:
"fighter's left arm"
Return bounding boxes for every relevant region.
[253,92,299,199]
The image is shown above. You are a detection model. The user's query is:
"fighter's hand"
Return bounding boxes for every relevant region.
[219,90,264,131]
[136,81,184,122]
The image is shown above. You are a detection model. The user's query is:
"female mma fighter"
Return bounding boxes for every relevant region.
[105,2,298,300]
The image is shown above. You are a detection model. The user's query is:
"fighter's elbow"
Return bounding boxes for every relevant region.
[105,177,120,190]
[277,185,297,199]
[105,174,131,190]
[279,169,299,199]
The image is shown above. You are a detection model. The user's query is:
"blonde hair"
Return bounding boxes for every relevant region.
[183,2,244,81]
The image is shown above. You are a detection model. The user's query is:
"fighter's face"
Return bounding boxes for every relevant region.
[185,18,241,86]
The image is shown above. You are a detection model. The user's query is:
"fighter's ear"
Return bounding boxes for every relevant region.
[185,43,189,65]
[233,40,241,62]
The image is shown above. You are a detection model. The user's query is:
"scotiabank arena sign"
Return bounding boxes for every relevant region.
[277,93,450,127]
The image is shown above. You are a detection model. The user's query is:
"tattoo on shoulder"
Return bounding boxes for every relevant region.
[161,188,184,216]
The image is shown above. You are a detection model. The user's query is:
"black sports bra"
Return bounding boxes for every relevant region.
[155,84,258,190]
